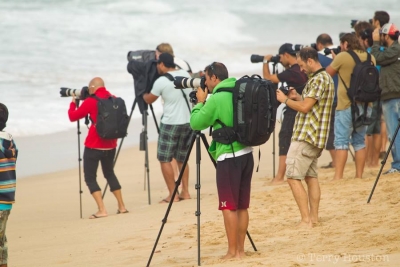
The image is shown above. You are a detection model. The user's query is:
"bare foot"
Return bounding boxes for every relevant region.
[238,251,246,258]
[89,212,107,219]
[331,177,343,181]
[159,197,180,203]
[221,252,240,260]
[178,193,191,200]
[296,220,312,228]
[268,178,286,186]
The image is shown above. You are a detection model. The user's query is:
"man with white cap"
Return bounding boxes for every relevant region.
[370,23,400,174]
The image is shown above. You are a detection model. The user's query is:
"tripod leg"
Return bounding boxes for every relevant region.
[75,100,83,219]
[199,133,257,252]
[149,104,160,134]
[367,118,400,203]
[147,132,196,267]
[102,99,137,199]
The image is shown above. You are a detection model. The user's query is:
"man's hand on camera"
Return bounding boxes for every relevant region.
[287,87,299,100]
[196,87,208,104]
[71,93,76,103]
[264,55,273,62]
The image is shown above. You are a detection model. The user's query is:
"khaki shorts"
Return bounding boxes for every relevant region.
[285,141,322,180]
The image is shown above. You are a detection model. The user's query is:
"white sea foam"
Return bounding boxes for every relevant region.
[1,0,399,136]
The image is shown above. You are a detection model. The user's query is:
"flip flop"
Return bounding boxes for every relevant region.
[117,210,129,214]
[89,214,107,219]
[159,199,170,204]
[179,197,191,201]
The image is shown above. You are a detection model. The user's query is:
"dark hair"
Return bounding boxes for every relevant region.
[296,47,319,63]
[374,11,390,28]
[340,33,365,51]
[316,34,333,46]
[354,21,374,46]
[388,31,400,41]
[0,103,8,131]
[204,62,228,81]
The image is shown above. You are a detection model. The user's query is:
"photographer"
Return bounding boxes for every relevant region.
[277,47,334,228]
[262,43,308,185]
[68,77,128,219]
[370,23,400,174]
[143,53,192,203]
[326,33,376,180]
[315,33,338,169]
[190,62,253,259]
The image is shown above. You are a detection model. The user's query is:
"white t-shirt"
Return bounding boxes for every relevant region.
[151,69,192,125]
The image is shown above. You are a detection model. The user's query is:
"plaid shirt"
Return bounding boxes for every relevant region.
[292,69,334,149]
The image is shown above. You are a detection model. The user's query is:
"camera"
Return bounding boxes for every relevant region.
[294,43,317,51]
[59,86,90,100]
[126,50,155,62]
[174,76,206,90]
[173,76,206,104]
[279,85,289,95]
[351,19,373,28]
[250,54,280,64]
[324,46,341,56]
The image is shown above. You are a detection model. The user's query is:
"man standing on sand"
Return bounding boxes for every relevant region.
[277,48,334,228]
[143,53,192,203]
[68,77,128,219]
[190,62,254,259]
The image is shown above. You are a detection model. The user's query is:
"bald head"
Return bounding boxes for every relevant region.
[88,77,105,94]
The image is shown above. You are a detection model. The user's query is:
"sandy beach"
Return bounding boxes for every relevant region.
[7,121,400,267]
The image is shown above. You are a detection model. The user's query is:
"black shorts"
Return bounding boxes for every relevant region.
[216,153,254,210]
[366,101,382,135]
[325,103,336,150]
[279,108,297,156]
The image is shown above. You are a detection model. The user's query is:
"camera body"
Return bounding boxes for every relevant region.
[351,19,373,28]
[279,85,290,95]
[59,86,90,100]
[324,46,341,56]
[250,54,280,64]
[174,76,206,104]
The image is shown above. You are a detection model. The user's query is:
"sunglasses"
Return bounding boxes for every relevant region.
[207,62,218,79]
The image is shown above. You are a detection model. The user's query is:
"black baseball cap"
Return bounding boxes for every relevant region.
[278,43,296,55]
[157,53,175,68]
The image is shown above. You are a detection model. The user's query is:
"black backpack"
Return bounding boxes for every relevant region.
[339,50,381,129]
[212,75,277,147]
[92,95,130,139]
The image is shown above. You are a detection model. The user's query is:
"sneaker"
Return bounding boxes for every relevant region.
[383,168,400,175]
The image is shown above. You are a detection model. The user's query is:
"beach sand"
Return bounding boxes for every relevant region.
[8,123,400,267]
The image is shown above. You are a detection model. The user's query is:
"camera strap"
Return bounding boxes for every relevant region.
[163,73,191,113]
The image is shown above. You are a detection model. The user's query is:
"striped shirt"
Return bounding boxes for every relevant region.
[292,69,334,149]
[0,131,17,209]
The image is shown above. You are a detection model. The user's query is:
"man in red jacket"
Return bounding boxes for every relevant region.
[68,77,128,219]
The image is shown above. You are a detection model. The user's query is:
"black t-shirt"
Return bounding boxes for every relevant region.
[277,64,308,94]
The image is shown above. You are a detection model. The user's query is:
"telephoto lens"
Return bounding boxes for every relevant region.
[250,54,264,63]
[59,86,90,100]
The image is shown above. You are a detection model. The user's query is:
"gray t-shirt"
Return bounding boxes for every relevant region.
[151,69,192,125]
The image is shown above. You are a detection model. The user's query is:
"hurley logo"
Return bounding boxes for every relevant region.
[220,201,227,208]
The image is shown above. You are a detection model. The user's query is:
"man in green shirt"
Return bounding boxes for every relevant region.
[190,62,253,259]
[277,48,334,228]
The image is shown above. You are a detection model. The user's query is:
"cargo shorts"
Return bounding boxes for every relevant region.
[285,141,322,180]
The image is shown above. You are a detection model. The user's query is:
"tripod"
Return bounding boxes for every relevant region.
[75,99,84,219]
[100,98,160,205]
[147,131,257,267]
[367,118,400,203]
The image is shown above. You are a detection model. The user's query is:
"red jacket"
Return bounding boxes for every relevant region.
[68,87,117,149]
